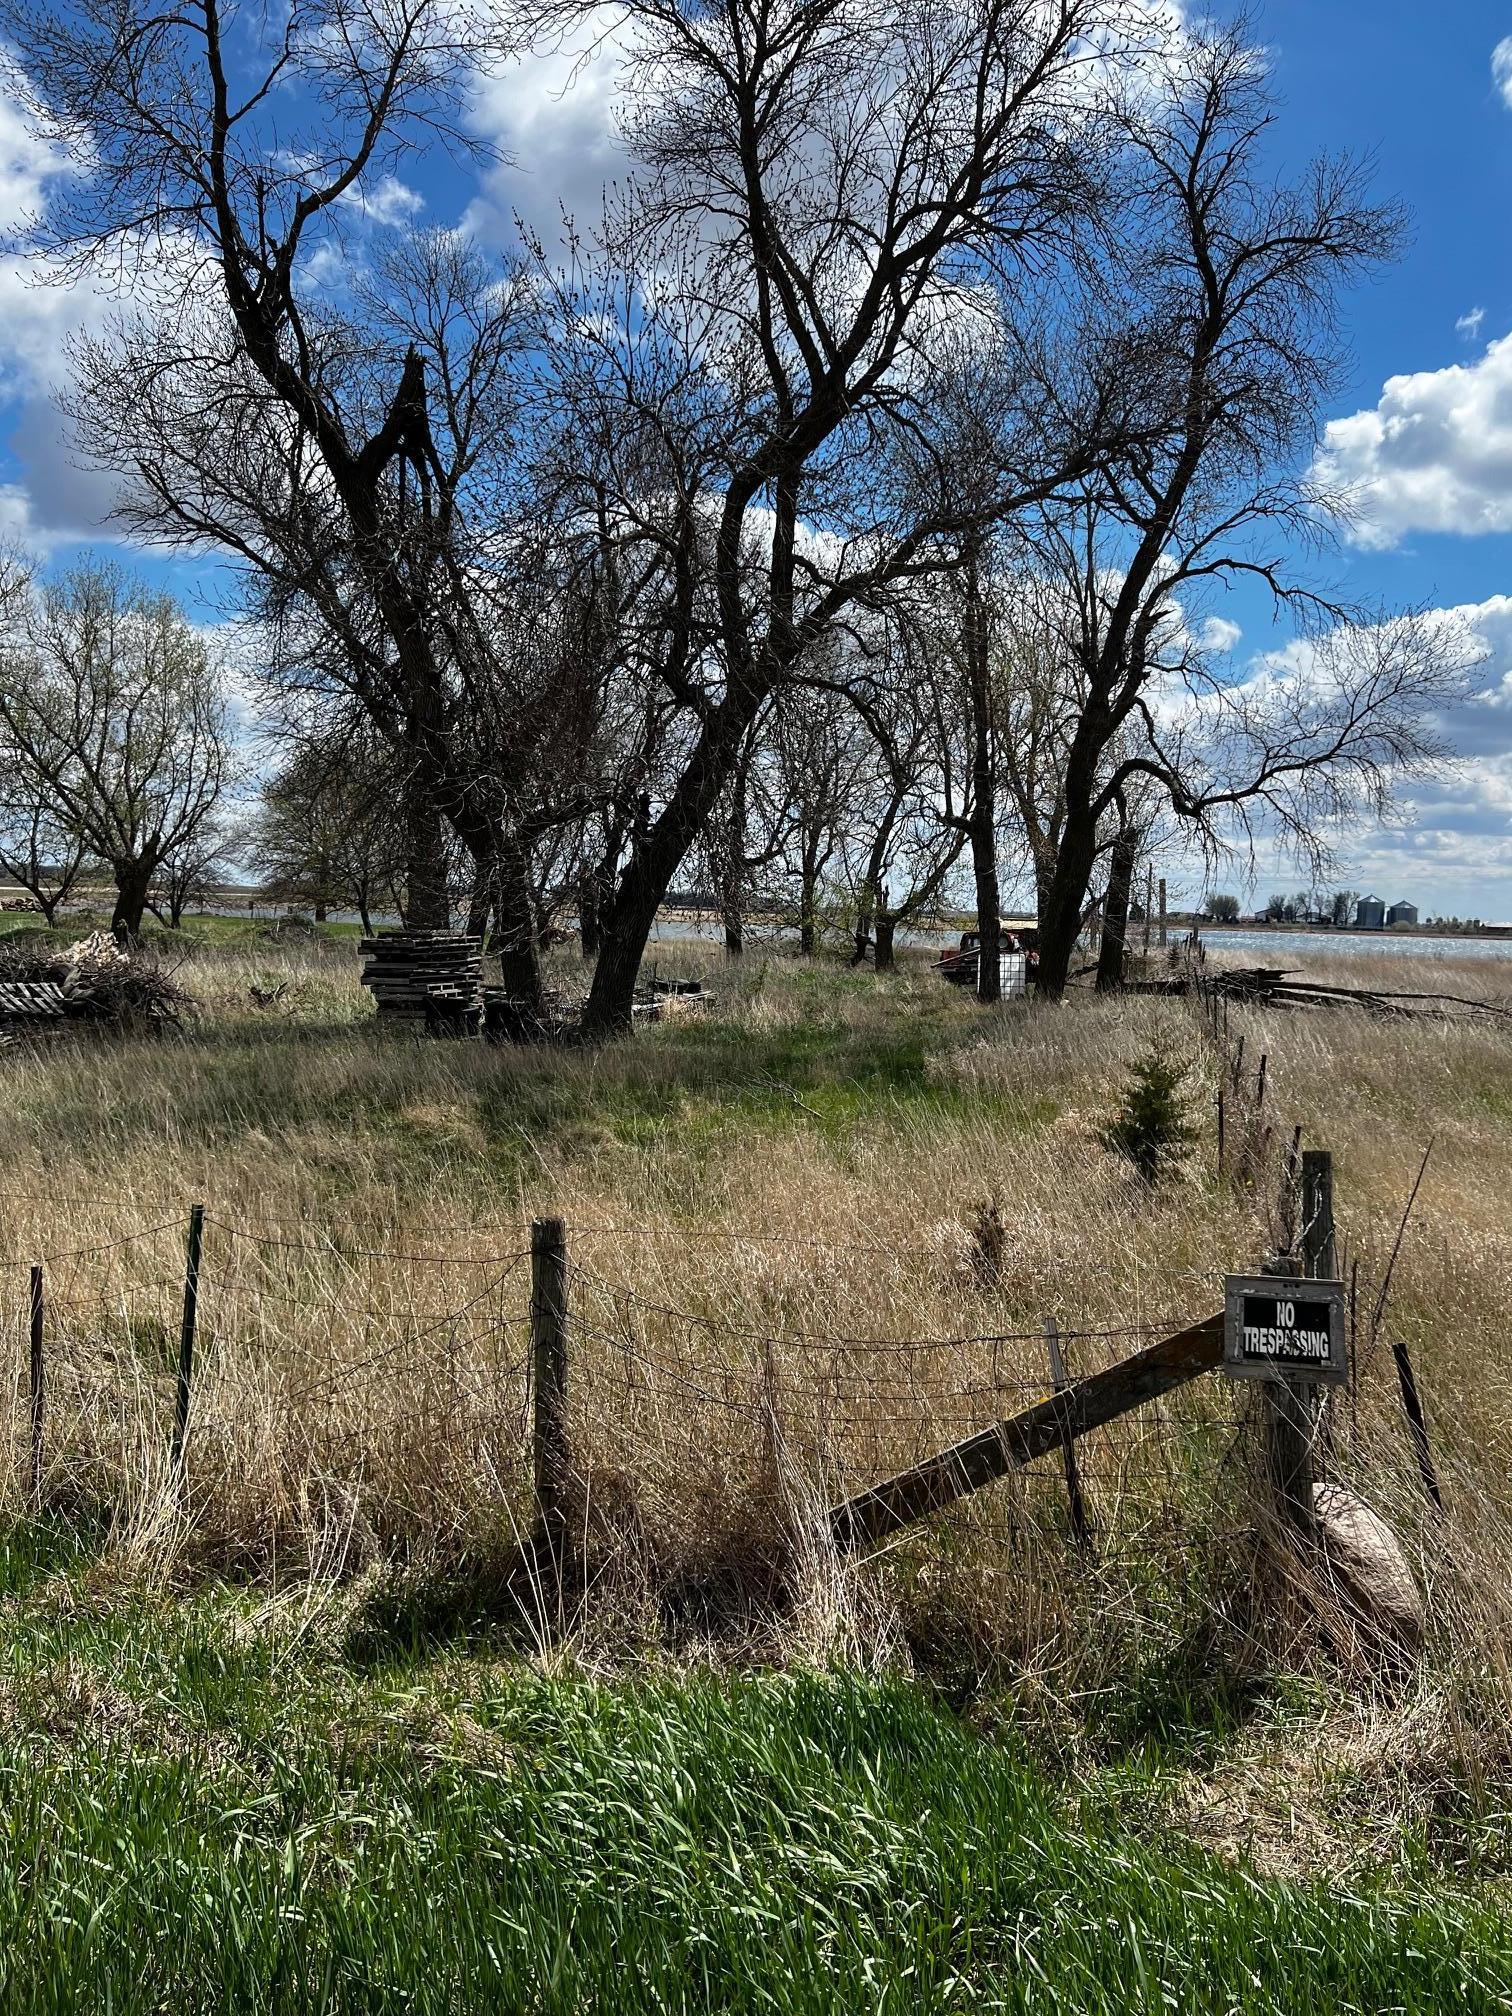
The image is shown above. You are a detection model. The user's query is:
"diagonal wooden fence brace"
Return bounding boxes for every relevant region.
[828,1313,1225,1553]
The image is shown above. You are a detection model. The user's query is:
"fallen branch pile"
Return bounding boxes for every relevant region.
[1129,965,1512,1023]
[0,930,191,1038]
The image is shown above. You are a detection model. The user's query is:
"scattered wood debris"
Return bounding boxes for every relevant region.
[0,931,190,1039]
[1127,965,1512,1023]
[633,977,710,1022]
[0,979,68,1030]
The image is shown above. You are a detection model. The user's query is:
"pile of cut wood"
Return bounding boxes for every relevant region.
[360,930,483,1028]
[0,979,68,1035]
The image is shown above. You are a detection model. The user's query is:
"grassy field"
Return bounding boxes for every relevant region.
[1,913,1510,2004]
[1,1554,1509,2013]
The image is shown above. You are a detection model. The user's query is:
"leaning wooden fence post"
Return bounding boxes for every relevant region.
[170,1203,205,1483]
[28,1264,43,1505]
[1044,1318,1091,1552]
[531,1216,570,1566]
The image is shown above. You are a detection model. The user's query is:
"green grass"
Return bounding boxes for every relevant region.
[0,906,320,948]
[0,1588,1505,2015]
[0,1530,1506,2015]
[0,934,1032,1187]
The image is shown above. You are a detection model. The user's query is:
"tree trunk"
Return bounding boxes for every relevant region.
[1033,708,1115,1000]
[466,864,492,942]
[799,841,820,957]
[403,765,449,931]
[874,915,896,971]
[719,727,755,958]
[314,901,328,923]
[1096,821,1139,993]
[582,691,765,1038]
[110,858,155,943]
[970,818,1001,1006]
[1035,819,1100,1000]
[491,833,545,1025]
[579,871,601,960]
[962,540,1002,1005]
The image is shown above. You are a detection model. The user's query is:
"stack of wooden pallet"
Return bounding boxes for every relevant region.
[0,979,69,1040]
[359,930,483,1023]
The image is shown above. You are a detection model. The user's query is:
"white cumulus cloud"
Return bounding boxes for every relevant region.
[338,173,423,227]
[1199,615,1242,653]
[465,12,635,242]
[1311,332,1512,546]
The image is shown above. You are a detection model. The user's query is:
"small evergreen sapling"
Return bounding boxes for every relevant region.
[1100,1046,1198,1186]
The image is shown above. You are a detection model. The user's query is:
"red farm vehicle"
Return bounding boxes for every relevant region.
[937,922,1039,995]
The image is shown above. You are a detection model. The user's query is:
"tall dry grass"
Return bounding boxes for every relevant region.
[0,926,1507,1724]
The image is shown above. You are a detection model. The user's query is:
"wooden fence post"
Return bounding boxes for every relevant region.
[170,1203,204,1483]
[1261,1246,1314,1532]
[1044,1318,1091,1552]
[531,1216,570,1563]
[1257,1152,1335,1535]
[1301,1150,1336,1279]
[29,1264,43,1505]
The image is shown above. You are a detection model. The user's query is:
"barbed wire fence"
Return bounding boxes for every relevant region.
[0,1188,1359,1586]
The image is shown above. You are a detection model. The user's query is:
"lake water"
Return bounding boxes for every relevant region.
[648,917,1512,964]
[199,902,1512,964]
[1192,927,1512,965]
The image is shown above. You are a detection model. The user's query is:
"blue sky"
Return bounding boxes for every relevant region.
[3,4,1512,915]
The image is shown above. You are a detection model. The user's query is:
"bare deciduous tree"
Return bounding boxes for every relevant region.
[763,684,872,956]
[155,811,237,929]
[0,557,233,939]
[530,0,1148,1033]
[6,0,576,957]
[1009,27,1456,997]
[0,779,91,925]
[250,722,408,934]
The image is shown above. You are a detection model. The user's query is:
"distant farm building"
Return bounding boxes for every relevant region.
[1355,895,1386,930]
[1387,900,1419,927]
